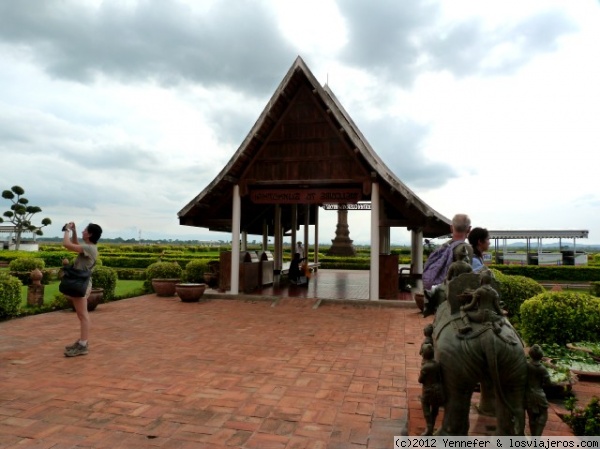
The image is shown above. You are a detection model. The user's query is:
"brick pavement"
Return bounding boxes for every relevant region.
[0,283,584,448]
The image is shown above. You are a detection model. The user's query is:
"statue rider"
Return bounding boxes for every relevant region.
[459,270,504,334]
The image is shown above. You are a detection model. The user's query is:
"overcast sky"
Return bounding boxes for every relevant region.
[1,0,598,245]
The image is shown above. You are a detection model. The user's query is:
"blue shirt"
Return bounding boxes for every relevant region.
[472,256,485,273]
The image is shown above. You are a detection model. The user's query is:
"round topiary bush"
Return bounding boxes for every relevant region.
[8,257,46,286]
[184,259,210,283]
[144,261,183,292]
[520,292,600,346]
[0,272,22,319]
[91,266,118,301]
[490,269,545,319]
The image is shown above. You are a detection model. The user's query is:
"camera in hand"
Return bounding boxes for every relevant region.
[62,224,69,232]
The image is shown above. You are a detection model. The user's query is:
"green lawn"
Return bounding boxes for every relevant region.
[20,280,146,308]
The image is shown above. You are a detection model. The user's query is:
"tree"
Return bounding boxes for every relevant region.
[0,186,51,250]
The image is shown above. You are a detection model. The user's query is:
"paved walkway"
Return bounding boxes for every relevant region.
[0,271,587,448]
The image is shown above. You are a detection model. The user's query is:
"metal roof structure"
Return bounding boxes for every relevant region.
[488,230,588,240]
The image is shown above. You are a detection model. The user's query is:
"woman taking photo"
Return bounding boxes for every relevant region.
[468,227,490,273]
[62,221,102,357]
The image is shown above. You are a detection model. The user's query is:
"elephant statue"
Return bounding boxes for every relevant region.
[430,272,528,436]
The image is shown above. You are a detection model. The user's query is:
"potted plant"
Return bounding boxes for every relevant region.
[175,283,207,302]
[145,262,183,297]
[91,266,117,301]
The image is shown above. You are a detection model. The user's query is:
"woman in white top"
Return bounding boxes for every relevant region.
[296,241,304,258]
[468,227,490,273]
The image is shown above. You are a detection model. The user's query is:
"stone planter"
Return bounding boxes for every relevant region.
[151,278,180,297]
[175,283,207,302]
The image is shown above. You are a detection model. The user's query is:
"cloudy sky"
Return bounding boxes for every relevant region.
[1,0,598,245]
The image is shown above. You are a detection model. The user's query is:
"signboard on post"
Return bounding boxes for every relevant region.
[250,189,362,204]
[322,203,371,211]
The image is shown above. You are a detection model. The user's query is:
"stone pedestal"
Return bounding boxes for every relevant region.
[326,209,357,256]
[27,284,44,306]
[27,268,44,307]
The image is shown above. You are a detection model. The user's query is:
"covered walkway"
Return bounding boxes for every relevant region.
[213,269,413,302]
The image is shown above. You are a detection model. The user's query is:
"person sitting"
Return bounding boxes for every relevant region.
[289,252,305,284]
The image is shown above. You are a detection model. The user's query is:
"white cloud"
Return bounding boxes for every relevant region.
[0,0,599,246]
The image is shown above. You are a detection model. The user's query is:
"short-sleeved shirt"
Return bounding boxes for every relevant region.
[472,256,485,273]
[73,243,98,270]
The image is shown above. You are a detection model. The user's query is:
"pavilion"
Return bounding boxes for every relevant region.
[178,57,451,300]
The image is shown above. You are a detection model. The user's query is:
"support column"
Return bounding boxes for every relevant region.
[369,182,380,300]
[304,204,309,260]
[274,205,282,271]
[380,226,390,254]
[313,206,319,264]
[231,185,241,294]
[291,205,297,258]
[411,228,424,293]
[241,231,247,252]
[262,219,268,251]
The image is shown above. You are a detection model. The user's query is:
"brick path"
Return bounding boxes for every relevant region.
[0,279,587,448]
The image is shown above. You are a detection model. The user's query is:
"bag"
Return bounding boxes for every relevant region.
[422,240,465,290]
[59,265,92,297]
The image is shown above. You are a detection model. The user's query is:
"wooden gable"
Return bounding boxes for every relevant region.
[241,84,369,187]
[179,57,451,238]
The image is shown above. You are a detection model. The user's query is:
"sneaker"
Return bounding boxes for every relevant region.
[64,342,89,357]
[65,340,81,350]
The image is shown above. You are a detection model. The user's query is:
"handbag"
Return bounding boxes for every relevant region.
[59,264,93,297]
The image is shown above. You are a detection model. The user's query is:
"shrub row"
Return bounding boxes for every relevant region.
[0,272,21,318]
[519,292,600,346]
[489,264,600,282]
[490,269,545,320]
[142,260,213,293]
[4,249,600,280]
[39,244,225,254]
[590,281,600,297]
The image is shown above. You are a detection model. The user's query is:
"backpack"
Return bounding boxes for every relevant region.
[422,240,466,290]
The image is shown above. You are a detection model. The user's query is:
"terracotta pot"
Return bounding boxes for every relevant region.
[414,293,425,311]
[151,278,180,297]
[175,283,207,302]
[87,288,104,311]
[69,288,104,312]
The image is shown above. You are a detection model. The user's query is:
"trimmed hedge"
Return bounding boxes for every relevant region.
[184,259,210,283]
[490,264,600,282]
[520,292,600,346]
[114,268,146,280]
[490,269,545,319]
[0,272,22,318]
[8,258,46,286]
